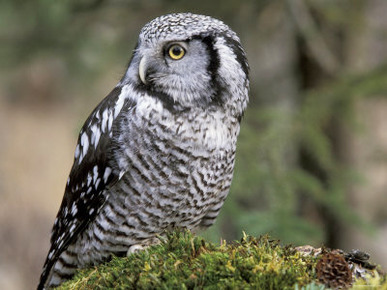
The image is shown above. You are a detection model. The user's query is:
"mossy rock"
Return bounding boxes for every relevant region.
[58,230,387,289]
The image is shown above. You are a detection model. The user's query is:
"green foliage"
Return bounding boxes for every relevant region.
[58,230,320,289]
[295,282,326,290]
[210,65,387,245]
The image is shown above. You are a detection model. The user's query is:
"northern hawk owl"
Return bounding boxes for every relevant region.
[38,13,249,289]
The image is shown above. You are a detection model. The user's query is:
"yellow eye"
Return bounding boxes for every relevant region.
[168,44,185,60]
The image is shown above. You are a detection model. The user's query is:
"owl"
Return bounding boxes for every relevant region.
[38,13,249,289]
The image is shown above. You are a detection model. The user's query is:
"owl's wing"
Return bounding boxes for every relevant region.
[38,85,133,288]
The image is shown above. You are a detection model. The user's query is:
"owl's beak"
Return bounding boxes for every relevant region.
[139,56,147,85]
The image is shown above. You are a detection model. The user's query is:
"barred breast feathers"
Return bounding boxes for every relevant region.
[125,86,239,153]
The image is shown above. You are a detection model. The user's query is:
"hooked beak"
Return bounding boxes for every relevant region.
[139,56,147,85]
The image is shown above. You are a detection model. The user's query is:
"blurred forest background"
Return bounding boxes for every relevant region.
[1,0,387,289]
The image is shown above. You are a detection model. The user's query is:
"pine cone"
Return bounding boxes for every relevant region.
[316,251,352,289]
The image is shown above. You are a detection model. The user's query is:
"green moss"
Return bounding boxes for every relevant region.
[352,271,387,290]
[58,231,386,289]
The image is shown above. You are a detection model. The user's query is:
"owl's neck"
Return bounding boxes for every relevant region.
[134,93,239,152]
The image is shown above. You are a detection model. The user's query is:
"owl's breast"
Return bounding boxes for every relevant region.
[128,95,241,151]
[76,98,238,259]
[112,96,238,222]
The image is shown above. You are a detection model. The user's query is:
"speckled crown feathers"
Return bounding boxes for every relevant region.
[139,13,239,44]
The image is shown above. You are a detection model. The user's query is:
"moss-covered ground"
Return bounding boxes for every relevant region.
[58,231,386,289]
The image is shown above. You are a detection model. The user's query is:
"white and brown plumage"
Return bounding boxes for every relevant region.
[38,13,249,289]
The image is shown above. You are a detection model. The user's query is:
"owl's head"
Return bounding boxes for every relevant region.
[122,13,249,118]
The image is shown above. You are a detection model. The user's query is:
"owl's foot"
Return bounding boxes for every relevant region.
[126,237,161,256]
[126,244,146,256]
